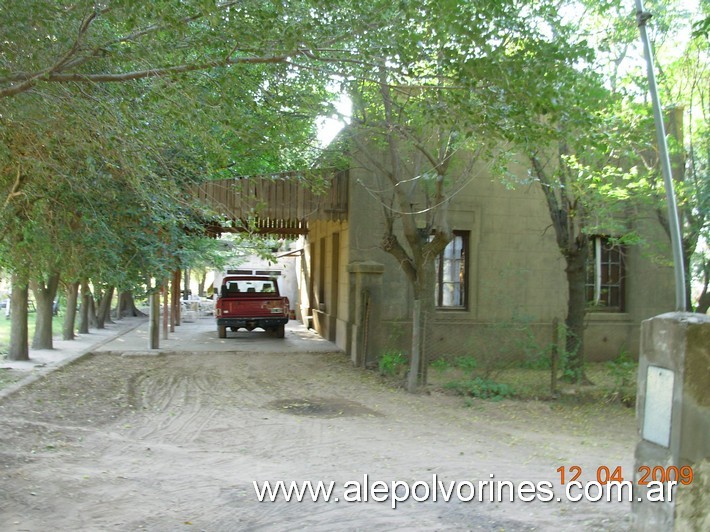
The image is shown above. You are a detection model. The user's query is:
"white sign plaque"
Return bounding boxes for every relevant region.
[642,365,674,448]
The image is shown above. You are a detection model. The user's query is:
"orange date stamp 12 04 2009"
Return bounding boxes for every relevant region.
[556,465,694,486]
[554,465,694,503]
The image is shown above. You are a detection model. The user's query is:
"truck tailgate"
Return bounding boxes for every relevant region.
[218,298,288,318]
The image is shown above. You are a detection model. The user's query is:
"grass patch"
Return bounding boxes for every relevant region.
[429,355,638,406]
[0,368,23,390]
[443,377,515,401]
[0,312,64,357]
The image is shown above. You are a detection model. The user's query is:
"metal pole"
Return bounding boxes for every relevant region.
[634,0,687,311]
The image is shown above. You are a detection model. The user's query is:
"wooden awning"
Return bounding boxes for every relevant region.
[194,168,348,237]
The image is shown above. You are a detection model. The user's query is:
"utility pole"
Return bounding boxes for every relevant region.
[634,0,687,311]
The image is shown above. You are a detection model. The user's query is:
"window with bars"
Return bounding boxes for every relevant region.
[586,236,626,312]
[435,231,469,309]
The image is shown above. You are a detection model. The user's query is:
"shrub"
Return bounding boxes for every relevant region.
[606,349,636,388]
[430,358,450,373]
[443,377,515,401]
[378,351,408,377]
[605,349,637,406]
[453,355,478,373]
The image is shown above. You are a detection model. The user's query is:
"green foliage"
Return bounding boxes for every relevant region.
[443,377,515,401]
[692,15,710,38]
[378,351,408,378]
[0,0,349,304]
[453,355,477,373]
[430,358,450,373]
[468,316,555,377]
[606,349,638,391]
[603,349,638,407]
[517,351,552,371]
[433,352,526,400]
[573,0,709,312]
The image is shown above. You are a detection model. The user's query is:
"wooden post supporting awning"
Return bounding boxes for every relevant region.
[193,168,348,237]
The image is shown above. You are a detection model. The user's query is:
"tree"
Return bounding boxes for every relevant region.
[0,0,364,99]
[338,0,596,389]
[1,0,362,356]
[430,0,670,382]
[572,0,708,313]
[524,95,642,382]
[348,73,460,392]
[655,12,709,312]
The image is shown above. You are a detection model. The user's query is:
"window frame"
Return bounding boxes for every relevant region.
[435,230,469,310]
[585,235,626,312]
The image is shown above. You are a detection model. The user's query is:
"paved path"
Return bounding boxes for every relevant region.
[1,316,339,399]
[96,316,340,354]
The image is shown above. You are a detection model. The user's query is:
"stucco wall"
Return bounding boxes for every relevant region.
[344,154,674,362]
[303,154,675,363]
[301,220,350,353]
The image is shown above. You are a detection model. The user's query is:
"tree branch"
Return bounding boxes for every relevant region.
[4,167,26,208]
[531,155,569,252]
[381,220,417,285]
[0,53,299,97]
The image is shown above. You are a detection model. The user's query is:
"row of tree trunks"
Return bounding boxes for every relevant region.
[149,269,182,349]
[95,286,115,329]
[7,269,184,360]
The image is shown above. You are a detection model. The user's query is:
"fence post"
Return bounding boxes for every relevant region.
[550,318,559,397]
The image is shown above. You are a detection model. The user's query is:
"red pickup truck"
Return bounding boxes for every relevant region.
[215,275,289,339]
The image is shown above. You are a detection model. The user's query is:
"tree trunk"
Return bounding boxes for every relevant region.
[117,291,146,318]
[149,290,160,349]
[564,249,588,383]
[96,286,114,328]
[88,296,99,329]
[8,274,29,361]
[683,239,695,312]
[172,269,181,328]
[198,270,207,297]
[31,271,60,350]
[162,283,169,340]
[62,281,80,340]
[696,291,710,315]
[78,280,91,334]
[406,261,435,392]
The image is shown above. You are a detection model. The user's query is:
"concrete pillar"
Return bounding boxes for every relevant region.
[633,312,710,531]
[347,261,384,367]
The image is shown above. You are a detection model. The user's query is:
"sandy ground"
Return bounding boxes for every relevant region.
[0,322,637,531]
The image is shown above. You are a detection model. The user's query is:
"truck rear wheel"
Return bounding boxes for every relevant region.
[218,324,227,339]
[275,324,285,338]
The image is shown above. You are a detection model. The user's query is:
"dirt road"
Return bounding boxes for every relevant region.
[0,339,635,531]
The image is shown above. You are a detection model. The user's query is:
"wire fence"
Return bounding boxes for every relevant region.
[417,313,568,401]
